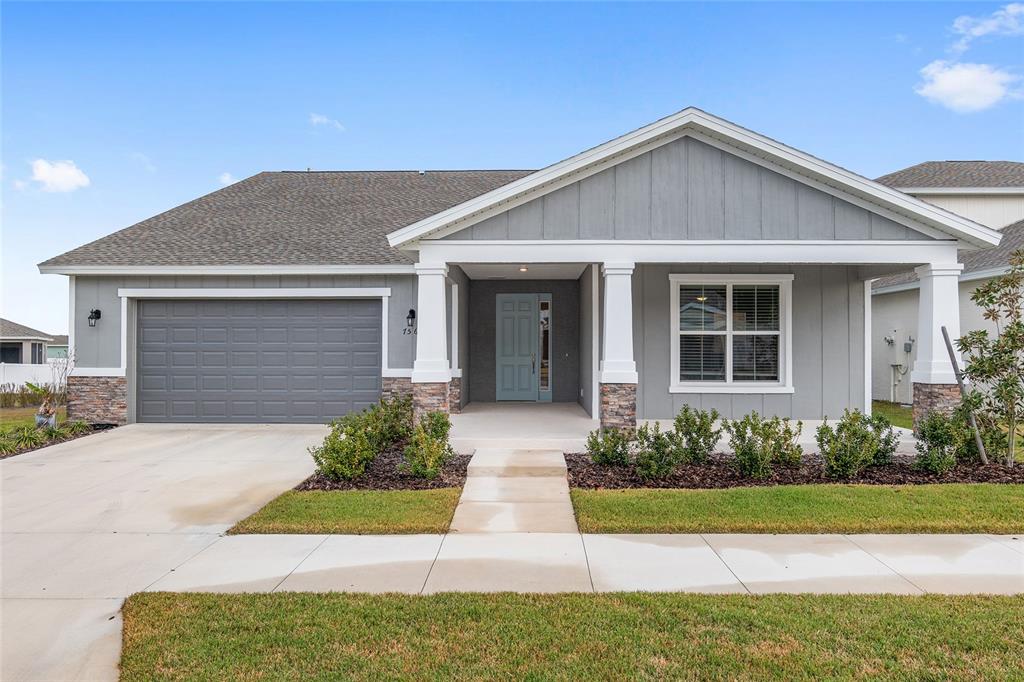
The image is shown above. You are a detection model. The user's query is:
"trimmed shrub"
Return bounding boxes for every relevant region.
[403,412,453,479]
[671,406,721,464]
[633,423,680,481]
[869,414,900,465]
[363,396,413,452]
[586,428,632,466]
[725,413,803,479]
[816,410,880,479]
[914,411,963,475]
[310,421,376,481]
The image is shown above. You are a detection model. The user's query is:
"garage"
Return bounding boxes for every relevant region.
[136,298,382,423]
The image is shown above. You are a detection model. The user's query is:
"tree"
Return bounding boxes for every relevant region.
[956,250,1024,467]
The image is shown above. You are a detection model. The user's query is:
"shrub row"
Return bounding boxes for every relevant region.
[0,420,92,456]
[310,396,453,481]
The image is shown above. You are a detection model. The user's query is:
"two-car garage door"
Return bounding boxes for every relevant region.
[137,299,382,423]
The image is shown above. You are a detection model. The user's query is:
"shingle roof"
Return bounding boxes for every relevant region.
[873,217,1024,291]
[40,170,533,268]
[0,318,54,341]
[876,161,1024,189]
[48,335,68,346]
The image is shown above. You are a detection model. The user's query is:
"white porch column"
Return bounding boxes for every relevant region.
[411,262,451,383]
[599,262,637,430]
[911,262,964,427]
[411,262,451,419]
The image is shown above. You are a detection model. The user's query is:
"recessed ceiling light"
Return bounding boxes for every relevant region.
[519,266,528,272]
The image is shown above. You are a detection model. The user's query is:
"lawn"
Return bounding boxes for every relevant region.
[571,484,1024,533]
[228,488,462,534]
[0,405,67,429]
[121,592,1024,681]
[872,400,912,429]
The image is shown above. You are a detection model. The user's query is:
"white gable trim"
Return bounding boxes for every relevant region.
[386,108,1001,249]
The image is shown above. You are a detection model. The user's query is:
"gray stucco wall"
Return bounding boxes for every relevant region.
[634,264,866,420]
[466,279,580,403]
[71,274,418,370]
[871,278,997,404]
[578,265,596,416]
[446,138,931,242]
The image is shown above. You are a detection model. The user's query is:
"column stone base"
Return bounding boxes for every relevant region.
[413,382,450,423]
[448,377,462,414]
[600,383,637,430]
[381,376,413,401]
[912,382,961,432]
[67,376,128,425]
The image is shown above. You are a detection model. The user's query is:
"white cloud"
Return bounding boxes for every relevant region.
[915,60,1020,112]
[29,159,90,192]
[952,3,1024,54]
[217,172,237,186]
[309,112,345,131]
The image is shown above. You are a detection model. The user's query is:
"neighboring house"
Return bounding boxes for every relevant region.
[38,108,1002,428]
[0,318,52,365]
[872,162,1024,405]
[47,334,69,359]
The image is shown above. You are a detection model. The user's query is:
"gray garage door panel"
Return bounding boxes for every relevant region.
[137,299,381,423]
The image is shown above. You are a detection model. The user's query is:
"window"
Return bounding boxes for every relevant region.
[670,274,793,393]
[31,343,44,364]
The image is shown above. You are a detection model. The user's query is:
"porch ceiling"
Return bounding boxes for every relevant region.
[458,263,588,280]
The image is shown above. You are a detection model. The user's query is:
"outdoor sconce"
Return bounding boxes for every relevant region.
[406,309,416,329]
[87,309,102,327]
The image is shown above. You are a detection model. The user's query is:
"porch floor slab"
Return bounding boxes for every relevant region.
[450,402,596,453]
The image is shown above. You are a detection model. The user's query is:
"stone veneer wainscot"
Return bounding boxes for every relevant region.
[67,376,128,425]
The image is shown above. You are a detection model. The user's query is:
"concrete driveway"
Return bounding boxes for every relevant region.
[0,423,326,682]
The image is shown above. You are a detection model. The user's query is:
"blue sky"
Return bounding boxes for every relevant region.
[3,1,1022,335]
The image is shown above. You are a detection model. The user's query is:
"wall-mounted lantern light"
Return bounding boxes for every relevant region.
[406,309,416,328]
[87,309,102,327]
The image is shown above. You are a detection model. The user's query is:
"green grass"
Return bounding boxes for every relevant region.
[0,405,67,429]
[228,488,461,534]
[121,592,1024,681]
[872,400,913,429]
[571,484,1024,533]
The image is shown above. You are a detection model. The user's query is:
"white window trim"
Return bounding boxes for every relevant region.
[669,274,794,394]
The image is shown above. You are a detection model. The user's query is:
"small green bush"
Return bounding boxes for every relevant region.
[816,410,879,479]
[586,428,633,466]
[9,426,45,450]
[310,422,376,481]
[671,406,722,464]
[64,420,92,436]
[42,425,69,442]
[725,413,803,479]
[869,414,900,465]
[0,435,16,455]
[633,423,680,481]
[914,411,963,475]
[402,412,453,479]
[363,396,413,451]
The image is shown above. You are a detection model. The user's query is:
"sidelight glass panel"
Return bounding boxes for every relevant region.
[732,335,780,382]
[679,285,727,332]
[539,301,550,391]
[679,334,726,382]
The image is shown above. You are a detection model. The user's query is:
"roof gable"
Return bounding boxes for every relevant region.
[0,318,54,341]
[388,108,1002,249]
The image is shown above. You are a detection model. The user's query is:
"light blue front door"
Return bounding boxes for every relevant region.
[496,294,538,401]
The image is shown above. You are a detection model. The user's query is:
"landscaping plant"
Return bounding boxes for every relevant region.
[869,413,900,465]
[670,405,721,464]
[310,420,376,481]
[816,410,880,479]
[586,427,632,466]
[633,422,680,481]
[956,249,1024,467]
[8,425,45,450]
[363,396,413,452]
[725,413,803,479]
[913,411,962,475]
[403,412,453,479]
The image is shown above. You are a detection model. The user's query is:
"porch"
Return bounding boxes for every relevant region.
[449,402,596,454]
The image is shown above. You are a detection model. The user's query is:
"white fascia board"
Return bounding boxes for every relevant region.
[871,266,1012,295]
[38,264,415,276]
[0,336,55,342]
[419,239,960,266]
[386,107,1001,249]
[70,367,126,377]
[117,287,391,299]
[899,187,1024,196]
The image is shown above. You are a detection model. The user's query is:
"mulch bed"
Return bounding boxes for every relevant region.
[296,445,470,491]
[565,452,1024,489]
[0,425,110,461]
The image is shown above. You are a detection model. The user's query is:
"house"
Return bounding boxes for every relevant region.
[1,318,53,365]
[872,162,1024,405]
[47,334,69,359]
[38,108,1002,429]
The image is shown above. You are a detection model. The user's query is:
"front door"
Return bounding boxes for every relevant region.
[496,294,539,400]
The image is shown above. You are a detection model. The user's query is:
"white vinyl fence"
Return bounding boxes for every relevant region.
[0,361,68,389]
